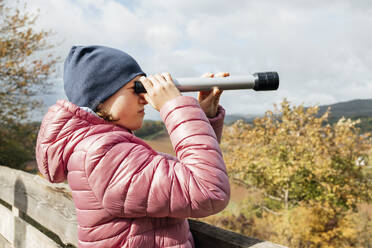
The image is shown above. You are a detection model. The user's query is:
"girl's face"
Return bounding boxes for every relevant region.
[101,75,148,130]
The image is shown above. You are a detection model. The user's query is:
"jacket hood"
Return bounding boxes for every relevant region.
[35,100,127,183]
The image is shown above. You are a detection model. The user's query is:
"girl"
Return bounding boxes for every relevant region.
[36,45,230,248]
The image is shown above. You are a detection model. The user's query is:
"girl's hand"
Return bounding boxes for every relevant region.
[198,72,229,118]
[139,72,181,111]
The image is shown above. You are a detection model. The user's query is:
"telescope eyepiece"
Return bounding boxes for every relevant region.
[134,81,146,94]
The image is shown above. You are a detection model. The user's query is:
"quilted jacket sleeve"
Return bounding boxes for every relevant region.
[157,104,225,161]
[87,96,230,218]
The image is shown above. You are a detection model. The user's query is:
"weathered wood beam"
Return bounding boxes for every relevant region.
[0,234,12,248]
[0,166,78,246]
[189,219,286,248]
[0,202,62,247]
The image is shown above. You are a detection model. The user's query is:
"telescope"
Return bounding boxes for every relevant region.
[134,71,279,94]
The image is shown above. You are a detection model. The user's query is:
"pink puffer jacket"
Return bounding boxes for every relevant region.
[36,96,230,248]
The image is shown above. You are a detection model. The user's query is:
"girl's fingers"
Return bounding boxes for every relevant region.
[199,90,212,96]
[198,90,212,102]
[214,72,230,78]
[154,73,166,86]
[199,72,228,101]
[199,73,214,100]
[199,87,222,100]
[140,72,181,111]
[147,75,160,86]
[210,87,222,100]
[197,72,227,117]
[201,87,217,102]
[201,72,214,78]
[139,76,153,91]
[198,91,207,101]
[161,72,172,83]
[213,87,223,96]
[213,88,223,103]
[138,77,153,102]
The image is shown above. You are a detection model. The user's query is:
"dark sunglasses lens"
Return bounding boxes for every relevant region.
[134,81,147,94]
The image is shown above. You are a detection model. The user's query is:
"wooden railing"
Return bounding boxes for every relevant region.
[0,166,286,248]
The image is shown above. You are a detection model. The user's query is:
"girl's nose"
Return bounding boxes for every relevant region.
[139,93,148,105]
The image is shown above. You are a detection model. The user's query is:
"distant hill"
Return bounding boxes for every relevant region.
[316,99,372,119]
[225,98,372,133]
[317,99,372,133]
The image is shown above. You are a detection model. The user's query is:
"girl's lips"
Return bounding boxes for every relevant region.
[138,109,145,114]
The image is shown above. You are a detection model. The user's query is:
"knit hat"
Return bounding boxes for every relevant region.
[63,45,146,110]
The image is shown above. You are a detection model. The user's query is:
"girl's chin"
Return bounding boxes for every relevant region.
[115,118,144,131]
[130,122,144,131]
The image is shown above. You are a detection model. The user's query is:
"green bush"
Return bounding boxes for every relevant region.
[0,122,39,170]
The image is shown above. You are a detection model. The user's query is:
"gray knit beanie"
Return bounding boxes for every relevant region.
[63,45,146,110]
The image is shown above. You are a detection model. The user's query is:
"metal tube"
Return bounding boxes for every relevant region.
[134,71,279,93]
[173,75,256,92]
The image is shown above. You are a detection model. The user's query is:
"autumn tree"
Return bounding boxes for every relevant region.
[0,0,58,169]
[220,99,371,247]
[0,0,57,125]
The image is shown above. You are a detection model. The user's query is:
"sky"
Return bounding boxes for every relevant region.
[15,0,372,120]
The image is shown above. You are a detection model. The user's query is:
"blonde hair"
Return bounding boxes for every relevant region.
[95,104,119,122]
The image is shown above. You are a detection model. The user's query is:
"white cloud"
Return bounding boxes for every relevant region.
[15,0,371,120]
[145,25,183,52]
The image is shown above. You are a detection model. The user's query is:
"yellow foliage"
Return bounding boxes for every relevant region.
[202,200,372,248]
[270,203,358,247]
[218,99,372,247]
[222,99,371,210]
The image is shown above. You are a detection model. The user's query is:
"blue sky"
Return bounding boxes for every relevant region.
[18,0,372,120]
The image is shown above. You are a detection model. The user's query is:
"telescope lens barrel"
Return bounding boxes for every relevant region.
[253,72,279,91]
[133,71,279,94]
